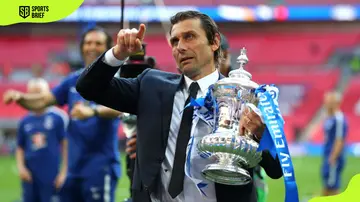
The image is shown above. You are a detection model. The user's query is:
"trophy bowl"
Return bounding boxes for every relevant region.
[197,47,263,186]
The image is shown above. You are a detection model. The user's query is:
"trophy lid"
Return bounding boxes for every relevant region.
[229,47,252,80]
[224,47,258,89]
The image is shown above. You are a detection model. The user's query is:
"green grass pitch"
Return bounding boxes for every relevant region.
[0,155,358,202]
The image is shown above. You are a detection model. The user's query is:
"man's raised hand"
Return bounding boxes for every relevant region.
[113,24,146,60]
[3,89,23,105]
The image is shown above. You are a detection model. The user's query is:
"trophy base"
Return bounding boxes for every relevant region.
[201,163,251,186]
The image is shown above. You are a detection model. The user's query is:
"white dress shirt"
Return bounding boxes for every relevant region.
[104,48,219,202]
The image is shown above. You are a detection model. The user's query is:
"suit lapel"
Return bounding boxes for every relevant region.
[160,74,183,147]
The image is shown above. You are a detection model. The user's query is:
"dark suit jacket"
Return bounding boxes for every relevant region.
[76,52,283,202]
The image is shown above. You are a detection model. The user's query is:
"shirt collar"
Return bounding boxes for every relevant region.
[184,69,219,95]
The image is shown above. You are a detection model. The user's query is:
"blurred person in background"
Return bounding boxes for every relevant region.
[218,33,232,77]
[121,113,137,202]
[3,27,122,202]
[15,78,68,202]
[321,91,348,196]
[219,33,268,202]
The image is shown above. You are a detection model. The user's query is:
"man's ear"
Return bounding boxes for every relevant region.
[211,33,221,52]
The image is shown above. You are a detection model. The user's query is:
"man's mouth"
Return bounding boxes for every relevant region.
[180,57,193,63]
[87,52,99,58]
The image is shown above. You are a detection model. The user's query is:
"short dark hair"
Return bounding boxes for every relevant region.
[169,10,223,68]
[79,26,113,56]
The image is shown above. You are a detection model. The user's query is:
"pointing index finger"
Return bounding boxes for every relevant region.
[137,24,146,41]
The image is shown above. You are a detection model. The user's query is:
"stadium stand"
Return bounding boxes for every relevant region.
[0,31,357,143]
[142,32,360,72]
[253,69,340,142]
[0,36,66,68]
[1,32,359,73]
[311,75,360,144]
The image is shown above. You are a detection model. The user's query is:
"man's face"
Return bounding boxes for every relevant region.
[27,83,48,94]
[82,30,108,66]
[27,85,42,94]
[324,93,338,112]
[170,18,218,79]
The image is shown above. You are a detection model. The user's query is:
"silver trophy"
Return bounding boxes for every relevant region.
[197,47,263,185]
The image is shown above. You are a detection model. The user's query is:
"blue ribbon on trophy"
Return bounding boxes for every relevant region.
[188,84,218,131]
[255,84,299,202]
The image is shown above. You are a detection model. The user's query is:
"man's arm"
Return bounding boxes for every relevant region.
[18,92,56,110]
[16,121,32,182]
[330,140,344,163]
[59,139,68,175]
[259,150,283,179]
[76,48,149,115]
[4,90,56,111]
[329,115,347,164]
[16,120,26,171]
[15,147,33,182]
[15,147,26,172]
[95,105,122,119]
[54,138,68,189]
[4,73,74,110]
[53,110,68,189]
[58,111,68,174]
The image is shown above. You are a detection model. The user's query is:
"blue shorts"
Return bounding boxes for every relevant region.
[22,181,59,202]
[60,169,118,202]
[322,162,344,190]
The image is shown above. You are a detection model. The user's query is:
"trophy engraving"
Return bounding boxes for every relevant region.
[197,47,262,185]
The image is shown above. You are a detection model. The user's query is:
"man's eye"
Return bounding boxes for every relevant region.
[185,34,193,40]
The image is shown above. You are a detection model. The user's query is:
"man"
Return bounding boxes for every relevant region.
[76,11,283,202]
[322,91,348,196]
[16,78,68,202]
[3,27,121,202]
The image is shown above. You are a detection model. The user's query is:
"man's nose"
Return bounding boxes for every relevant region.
[88,42,97,50]
[176,39,187,52]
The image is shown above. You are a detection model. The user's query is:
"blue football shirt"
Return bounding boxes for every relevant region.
[51,69,121,178]
[323,111,348,161]
[17,107,68,185]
